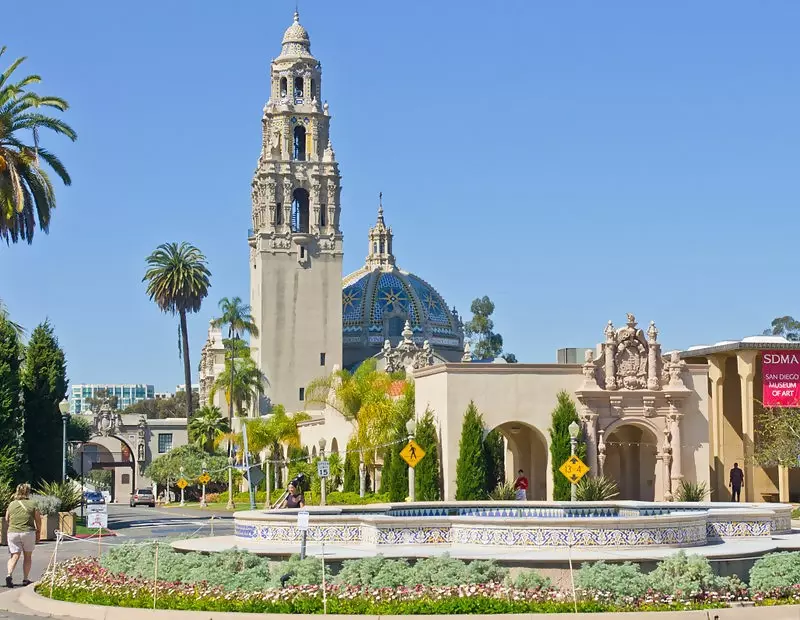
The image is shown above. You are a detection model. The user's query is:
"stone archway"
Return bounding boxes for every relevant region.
[491,422,548,500]
[603,421,660,501]
[80,435,137,503]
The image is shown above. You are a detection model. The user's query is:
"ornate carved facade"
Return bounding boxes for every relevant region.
[380,320,436,374]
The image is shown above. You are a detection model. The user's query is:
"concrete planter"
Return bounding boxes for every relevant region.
[38,514,58,541]
[0,519,7,546]
[58,512,75,536]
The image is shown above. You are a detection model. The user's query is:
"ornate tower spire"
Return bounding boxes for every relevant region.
[366,192,395,269]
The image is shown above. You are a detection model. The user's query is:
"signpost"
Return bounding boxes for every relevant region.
[199,469,210,508]
[399,440,425,468]
[297,510,310,559]
[86,504,107,529]
[244,466,265,487]
[762,351,800,407]
[559,456,589,485]
[317,460,330,479]
[176,478,188,489]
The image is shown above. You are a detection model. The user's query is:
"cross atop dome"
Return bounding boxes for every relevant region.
[366,192,395,269]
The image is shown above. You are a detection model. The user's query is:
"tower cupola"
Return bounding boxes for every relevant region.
[366,193,395,269]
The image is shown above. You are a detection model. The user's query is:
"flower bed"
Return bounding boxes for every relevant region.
[37,558,744,614]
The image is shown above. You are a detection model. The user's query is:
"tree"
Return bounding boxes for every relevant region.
[755,404,800,468]
[0,46,77,245]
[414,409,441,501]
[245,405,308,455]
[66,415,92,443]
[85,388,118,412]
[343,438,359,493]
[145,445,228,487]
[307,359,395,496]
[143,242,211,417]
[121,391,199,419]
[548,390,587,501]
[484,429,505,491]
[0,317,23,482]
[455,401,488,500]
[0,299,23,338]
[209,356,264,417]
[386,384,415,501]
[21,321,67,483]
[464,296,515,361]
[188,406,230,453]
[763,316,800,341]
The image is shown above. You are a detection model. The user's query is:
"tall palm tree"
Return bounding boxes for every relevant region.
[188,405,230,453]
[306,358,395,496]
[209,356,264,417]
[143,242,211,417]
[0,46,77,244]
[246,405,309,454]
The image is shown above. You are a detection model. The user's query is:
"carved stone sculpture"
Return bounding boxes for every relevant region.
[383,321,436,374]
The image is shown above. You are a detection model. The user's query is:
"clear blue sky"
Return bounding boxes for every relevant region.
[3,1,799,391]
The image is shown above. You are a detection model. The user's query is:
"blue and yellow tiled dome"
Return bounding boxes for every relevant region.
[341,204,464,367]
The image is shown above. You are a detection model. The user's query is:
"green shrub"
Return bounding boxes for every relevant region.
[465,559,508,584]
[31,494,61,515]
[37,480,82,512]
[414,409,441,501]
[749,552,800,591]
[505,569,552,591]
[334,555,505,588]
[269,554,329,587]
[548,391,586,501]
[488,481,516,500]
[673,479,709,502]
[575,476,619,501]
[335,555,414,588]
[455,402,488,500]
[386,420,409,502]
[484,429,505,491]
[646,551,737,595]
[576,561,648,600]
[0,478,12,513]
[412,554,470,586]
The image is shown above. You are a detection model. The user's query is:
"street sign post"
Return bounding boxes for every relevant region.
[198,472,211,485]
[86,504,107,529]
[559,456,589,485]
[317,460,330,479]
[176,478,188,489]
[399,440,425,468]
[244,466,265,487]
[297,510,310,559]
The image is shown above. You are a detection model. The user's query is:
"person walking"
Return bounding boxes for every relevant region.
[729,463,744,502]
[4,483,41,588]
[513,469,529,501]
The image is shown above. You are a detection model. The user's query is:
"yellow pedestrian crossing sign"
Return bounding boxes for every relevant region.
[198,473,211,485]
[400,440,425,468]
[176,478,188,489]
[559,456,589,484]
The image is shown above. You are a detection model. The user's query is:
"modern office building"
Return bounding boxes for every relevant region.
[70,383,155,414]
[556,348,593,364]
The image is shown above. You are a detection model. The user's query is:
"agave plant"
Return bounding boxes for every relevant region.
[488,481,516,500]
[674,479,709,502]
[37,480,82,512]
[575,475,619,501]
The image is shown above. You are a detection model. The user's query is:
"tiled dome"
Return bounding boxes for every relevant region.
[278,12,314,59]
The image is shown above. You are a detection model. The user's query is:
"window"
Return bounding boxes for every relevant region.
[121,474,130,484]
[292,125,306,161]
[158,433,173,454]
[280,77,287,97]
[319,205,326,227]
[294,76,304,98]
[320,352,326,366]
[299,387,305,401]
[291,188,310,233]
[275,202,283,225]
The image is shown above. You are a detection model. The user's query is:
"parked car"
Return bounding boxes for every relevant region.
[130,489,156,508]
[84,491,105,505]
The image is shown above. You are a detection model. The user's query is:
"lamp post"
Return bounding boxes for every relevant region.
[227,455,235,510]
[318,438,327,507]
[568,421,580,502]
[59,399,70,482]
[264,450,272,510]
[179,466,186,506]
[406,418,417,502]
[226,331,239,511]
[200,461,208,508]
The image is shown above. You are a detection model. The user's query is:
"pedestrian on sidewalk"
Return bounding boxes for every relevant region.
[4,483,41,588]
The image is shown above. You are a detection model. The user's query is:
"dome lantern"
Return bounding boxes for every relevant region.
[366,192,395,269]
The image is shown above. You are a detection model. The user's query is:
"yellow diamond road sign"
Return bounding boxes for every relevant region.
[198,473,210,485]
[176,478,188,489]
[399,440,425,468]
[559,456,589,484]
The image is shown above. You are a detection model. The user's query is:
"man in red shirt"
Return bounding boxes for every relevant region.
[514,469,529,500]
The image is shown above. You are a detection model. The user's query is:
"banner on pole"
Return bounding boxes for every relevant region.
[762,351,800,407]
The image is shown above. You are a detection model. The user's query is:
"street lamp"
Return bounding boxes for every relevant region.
[226,331,239,510]
[568,421,580,502]
[318,437,327,507]
[59,399,70,482]
[406,418,417,502]
[179,466,186,506]
[200,461,208,508]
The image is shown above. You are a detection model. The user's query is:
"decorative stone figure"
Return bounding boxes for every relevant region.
[597,429,606,476]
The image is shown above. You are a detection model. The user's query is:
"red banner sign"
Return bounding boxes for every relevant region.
[762,351,800,407]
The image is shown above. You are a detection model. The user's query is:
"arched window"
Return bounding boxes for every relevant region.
[294,76,304,99]
[293,125,306,161]
[275,202,283,225]
[388,316,405,338]
[292,188,310,233]
[311,78,316,99]
[319,205,326,227]
[279,77,287,98]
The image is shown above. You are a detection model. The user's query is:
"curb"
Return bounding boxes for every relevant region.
[11,587,800,620]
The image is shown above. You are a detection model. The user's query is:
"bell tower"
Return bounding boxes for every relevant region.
[249,11,343,414]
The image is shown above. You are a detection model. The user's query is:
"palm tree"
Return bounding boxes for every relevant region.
[0,298,23,338]
[0,46,77,244]
[188,406,230,453]
[209,357,264,417]
[143,242,211,417]
[306,358,395,496]
[246,405,309,454]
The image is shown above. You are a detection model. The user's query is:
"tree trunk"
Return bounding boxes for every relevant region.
[180,310,193,417]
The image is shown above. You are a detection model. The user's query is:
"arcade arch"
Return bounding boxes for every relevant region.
[603,421,660,501]
[490,421,548,500]
[78,435,137,502]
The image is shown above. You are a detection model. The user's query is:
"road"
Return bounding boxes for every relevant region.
[12,504,234,590]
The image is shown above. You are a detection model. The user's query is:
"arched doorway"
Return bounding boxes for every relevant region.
[603,422,659,500]
[491,421,548,500]
[79,436,137,503]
